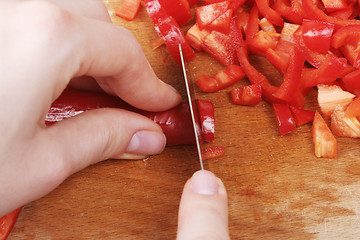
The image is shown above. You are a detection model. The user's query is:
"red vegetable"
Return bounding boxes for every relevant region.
[255,0,284,26]
[302,19,335,54]
[144,0,195,64]
[115,0,141,21]
[203,146,225,160]
[196,1,231,30]
[272,104,297,135]
[289,105,315,126]
[196,100,215,142]
[46,88,215,146]
[230,84,262,106]
[196,65,245,92]
[312,111,337,158]
[0,207,22,240]
[158,0,192,26]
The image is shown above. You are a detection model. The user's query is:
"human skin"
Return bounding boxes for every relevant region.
[0,1,229,238]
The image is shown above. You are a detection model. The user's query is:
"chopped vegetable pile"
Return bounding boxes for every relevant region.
[116,0,360,159]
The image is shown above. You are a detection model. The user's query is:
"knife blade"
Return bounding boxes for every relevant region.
[178,44,204,170]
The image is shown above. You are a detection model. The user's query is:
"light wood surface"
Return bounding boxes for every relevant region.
[8,1,360,239]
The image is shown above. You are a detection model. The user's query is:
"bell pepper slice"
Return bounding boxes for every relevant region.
[302,19,335,54]
[203,146,225,160]
[158,0,192,26]
[0,207,22,240]
[331,106,360,138]
[207,9,233,33]
[196,1,231,30]
[46,88,216,146]
[203,18,245,65]
[342,69,360,90]
[236,47,281,103]
[255,0,284,26]
[196,65,245,92]
[312,111,337,158]
[321,0,348,12]
[273,46,305,103]
[185,24,211,52]
[196,100,215,142]
[115,0,142,21]
[289,105,315,126]
[345,96,360,118]
[272,104,297,135]
[302,0,360,29]
[230,84,262,106]
[272,0,305,24]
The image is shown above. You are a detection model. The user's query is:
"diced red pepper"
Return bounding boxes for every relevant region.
[273,45,305,102]
[236,47,281,103]
[207,9,233,33]
[115,0,142,21]
[203,18,245,65]
[196,1,231,29]
[272,0,305,24]
[203,146,225,160]
[272,104,297,135]
[302,19,335,54]
[186,24,211,51]
[289,105,315,126]
[312,111,337,158]
[187,0,201,7]
[247,30,279,57]
[230,84,262,106]
[158,0,192,26]
[331,106,360,138]
[196,65,245,92]
[259,18,277,33]
[255,0,284,26]
[145,0,195,64]
[345,96,360,117]
[196,100,215,142]
[341,68,360,90]
[0,207,22,240]
[321,0,348,12]
[245,4,260,41]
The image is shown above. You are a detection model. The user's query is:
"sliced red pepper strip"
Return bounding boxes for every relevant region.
[230,84,262,106]
[207,9,233,33]
[312,111,337,158]
[245,4,260,41]
[158,0,192,26]
[321,0,348,12]
[342,68,360,90]
[255,0,284,26]
[273,45,305,102]
[115,0,142,21]
[196,100,215,142]
[302,19,335,54]
[236,47,281,103]
[196,1,230,29]
[272,0,305,24]
[289,105,315,126]
[46,88,215,146]
[196,65,245,92]
[0,207,22,240]
[302,0,360,29]
[203,146,225,160]
[145,0,195,64]
[272,104,297,135]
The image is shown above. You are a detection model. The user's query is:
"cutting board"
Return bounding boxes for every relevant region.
[8,1,360,239]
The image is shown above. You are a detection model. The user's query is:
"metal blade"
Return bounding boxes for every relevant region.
[178,44,204,170]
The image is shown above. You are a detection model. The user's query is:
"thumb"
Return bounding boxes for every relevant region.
[177,170,230,240]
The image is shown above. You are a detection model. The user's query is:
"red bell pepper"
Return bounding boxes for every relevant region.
[202,18,245,65]
[273,45,305,102]
[46,88,215,146]
[345,96,360,117]
[158,0,192,26]
[236,46,281,103]
[289,105,315,126]
[302,19,335,54]
[321,0,348,12]
[272,0,305,24]
[115,0,142,21]
[302,0,360,29]
[255,0,284,26]
[196,1,231,30]
[0,207,22,240]
[342,68,360,90]
[331,105,360,138]
[187,0,201,7]
[207,9,234,33]
[196,100,215,142]
[272,104,297,135]
[203,146,225,160]
[230,84,262,106]
[145,0,195,64]
[312,111,337,158]
[185,24,211,52]
[196,65,245,92]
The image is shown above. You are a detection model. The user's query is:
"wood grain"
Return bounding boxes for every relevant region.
[8,1,360,239]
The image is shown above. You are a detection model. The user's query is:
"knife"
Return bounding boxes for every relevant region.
[178,44,204,170]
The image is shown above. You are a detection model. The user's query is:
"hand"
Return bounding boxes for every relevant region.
[177,170,230,240]
[0,0,181,216]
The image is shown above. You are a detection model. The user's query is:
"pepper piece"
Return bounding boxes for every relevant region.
[273,104,297,135]
[0,207,22,240]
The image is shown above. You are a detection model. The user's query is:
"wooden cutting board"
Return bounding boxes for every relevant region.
[8,1,360,239]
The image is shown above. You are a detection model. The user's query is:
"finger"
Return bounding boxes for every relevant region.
[48,0,112,22]
[177,170,230,240]
[74,16,182,112]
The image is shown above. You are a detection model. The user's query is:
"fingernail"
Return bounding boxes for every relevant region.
[126,130,166,155]
[191,170,219,195]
